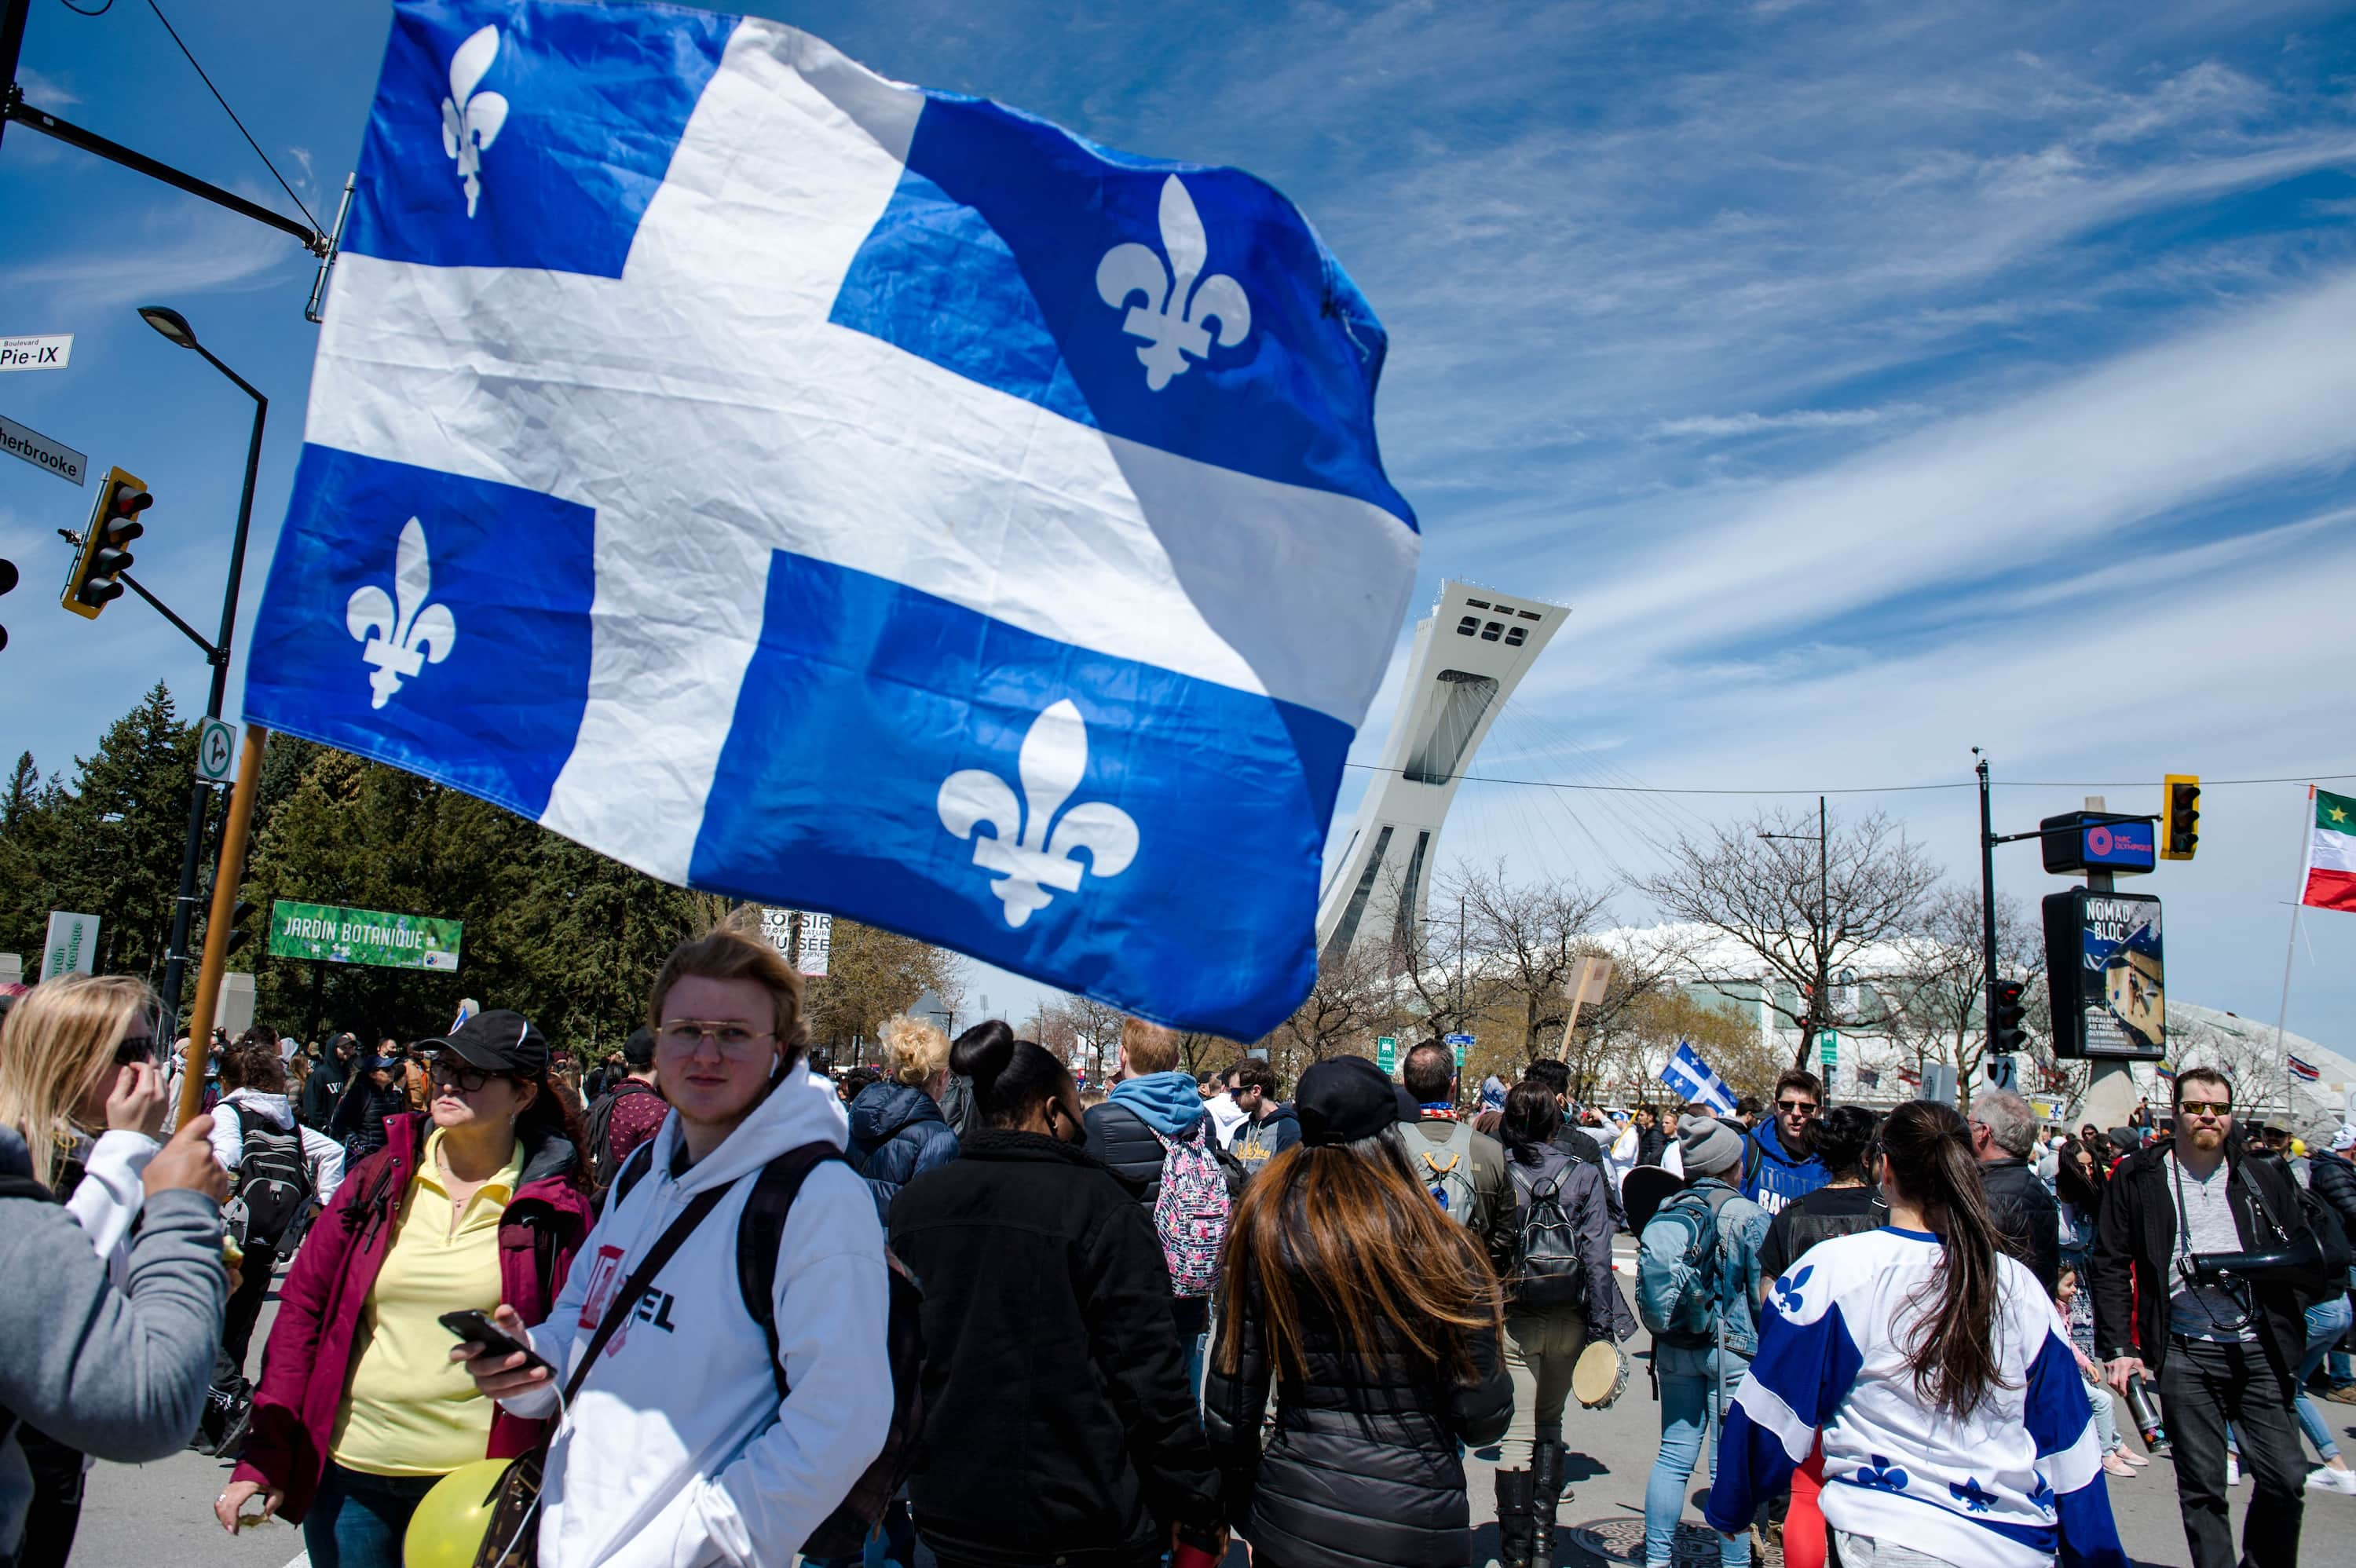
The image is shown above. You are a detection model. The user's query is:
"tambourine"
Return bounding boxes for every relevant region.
[1572,1338,1630,1409]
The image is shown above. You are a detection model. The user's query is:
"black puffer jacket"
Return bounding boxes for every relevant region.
[891,1131,1220,1568]
[1980,1155,2062,1298]
[2310,1147,2356,1240]
[1203,1265,1511,1568]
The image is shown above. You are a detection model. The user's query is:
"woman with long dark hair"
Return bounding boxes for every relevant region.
[1205,1055,1510,1568]
[1491,1080,1628,1568]
[890,1027,1224,1568]
[217,1010,594,1567]
[1708,1101,2128,1568]
[2054,1136,2105,1274]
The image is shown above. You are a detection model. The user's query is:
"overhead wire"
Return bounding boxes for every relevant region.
[1341,762,2356,797]
[141,0,323,233]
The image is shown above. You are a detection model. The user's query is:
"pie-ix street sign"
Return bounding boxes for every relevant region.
[0,334,74,372]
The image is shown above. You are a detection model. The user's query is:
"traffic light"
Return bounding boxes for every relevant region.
[219,899,258,957]
[0,557,16,651]
[1990,977,2029,1056]
[2161,774,2201,861]
[61,467,151,620]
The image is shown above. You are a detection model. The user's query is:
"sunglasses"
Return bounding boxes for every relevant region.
[2178,1099,2232,1117]
[113,1036,159,1067]
[1776,1099,1820,1116]
[427,1058,510,1094]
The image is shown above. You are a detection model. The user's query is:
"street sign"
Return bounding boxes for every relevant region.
[0,414,85,484]
[195,718,238,783]
[266,899,463,971]
[1375,1035,1398,1075]
[1817,1029,1838,1065]
[0,334,74,372]
[1986,1054,2019,1091]
[42,911,101,979]
[1920,1061,1959,1106]
[1445,1030,1473,1070]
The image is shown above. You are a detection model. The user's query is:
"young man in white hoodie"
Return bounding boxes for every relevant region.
[459,927,891,1568]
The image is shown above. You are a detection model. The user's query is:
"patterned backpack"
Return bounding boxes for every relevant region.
[1151,1120,1232,1297]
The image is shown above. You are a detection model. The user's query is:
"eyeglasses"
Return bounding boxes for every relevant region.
[2178,1100,2232,1117]
[427,1058,507,1094]
[657,1021,777,1058]
[1776,1099,1820,1117]
[113,1036,159,1067]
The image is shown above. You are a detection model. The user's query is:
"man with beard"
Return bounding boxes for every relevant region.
[1740,1069,1830,1215]
[2094,1067,2321,1568]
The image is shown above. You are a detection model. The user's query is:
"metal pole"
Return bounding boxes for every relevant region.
[0,0,31,155]
[1977,755,1999,1058]
[158,350,267,1029]
[2273,906,2300,1120]
[1817,794,1829,1049]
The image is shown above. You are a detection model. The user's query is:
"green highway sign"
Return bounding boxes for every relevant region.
[1817,1029,1838,1065]
[1376,1035,1398,1074]
[267,899,463,972]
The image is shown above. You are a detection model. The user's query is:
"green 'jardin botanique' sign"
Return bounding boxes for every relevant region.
[267,899,463,972]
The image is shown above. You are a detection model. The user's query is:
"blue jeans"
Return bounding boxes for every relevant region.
[1645,1343,1751,1567]
[2296,1294,2353,1461]
[302,1462,441,1568]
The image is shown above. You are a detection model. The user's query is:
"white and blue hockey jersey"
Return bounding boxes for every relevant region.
[1707,1227,2127,1568]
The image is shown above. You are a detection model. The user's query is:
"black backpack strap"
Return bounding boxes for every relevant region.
[610,1140,657,1209]
[736,1143,847,1394]
[563,1179,730,1404]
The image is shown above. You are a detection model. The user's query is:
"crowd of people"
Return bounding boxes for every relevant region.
[2,948,2354,1568]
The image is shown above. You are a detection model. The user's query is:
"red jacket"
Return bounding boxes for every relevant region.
[233,1111,595,1519]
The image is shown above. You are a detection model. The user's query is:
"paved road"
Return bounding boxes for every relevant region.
[69,1245,2356,1566]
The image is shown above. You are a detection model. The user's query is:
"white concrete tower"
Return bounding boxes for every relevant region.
[1315,581,1568,965]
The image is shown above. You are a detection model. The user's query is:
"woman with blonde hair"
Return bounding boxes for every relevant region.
[1205,1055,1511,1568]
[847,1013,961,1221]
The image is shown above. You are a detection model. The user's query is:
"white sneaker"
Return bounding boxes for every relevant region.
[2227,1454,2242,1486]
[2308,1465,2356,1495]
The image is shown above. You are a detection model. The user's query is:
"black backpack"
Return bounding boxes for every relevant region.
[613,1141,922,1557]
[584,1081,660,1197]
[1507,1157,1586,1310]
[228,1105,313,1249]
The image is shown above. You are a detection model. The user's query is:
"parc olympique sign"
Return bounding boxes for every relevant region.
[267,899,463,972]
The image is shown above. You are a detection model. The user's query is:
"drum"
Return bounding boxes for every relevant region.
[1572,1338,1630,1409]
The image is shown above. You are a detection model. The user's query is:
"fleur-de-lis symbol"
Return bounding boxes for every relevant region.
[937,700,1139,927]
[439,25,509,219]
[1771,1264,1813,1314]
[1949,1477,1999,1513]
[1096,175,1253,391]
[346,517,457,709]
[2029,1474,2055,1514]
[1853,1456,1909,1493]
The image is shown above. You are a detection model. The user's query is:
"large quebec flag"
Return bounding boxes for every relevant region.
[243,0,1418,1037]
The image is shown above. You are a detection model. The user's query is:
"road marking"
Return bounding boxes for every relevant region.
[280,1552,309,1568]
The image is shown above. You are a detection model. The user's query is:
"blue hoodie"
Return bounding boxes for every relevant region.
[1742,1120,1829,1215]
[1107,1070,1207,1138]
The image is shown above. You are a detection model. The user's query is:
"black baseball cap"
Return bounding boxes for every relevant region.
[1296,1056,1402,1148]
[420,1008,548,1076]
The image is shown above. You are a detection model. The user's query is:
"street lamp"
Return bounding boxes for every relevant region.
[143,305,269,1035]
[1762,796,1830,1067]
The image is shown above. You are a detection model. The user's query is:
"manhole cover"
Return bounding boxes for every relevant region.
[1564,1517,1783,1566]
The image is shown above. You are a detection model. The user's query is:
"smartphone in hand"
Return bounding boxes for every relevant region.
[439,1309,553,1375]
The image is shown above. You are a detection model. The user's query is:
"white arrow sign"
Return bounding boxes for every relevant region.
[196,718,238,784]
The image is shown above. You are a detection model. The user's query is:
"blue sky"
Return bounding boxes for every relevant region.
[5,0,2355,1050]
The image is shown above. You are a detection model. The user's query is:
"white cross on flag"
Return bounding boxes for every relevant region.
[243,0,1418,1037]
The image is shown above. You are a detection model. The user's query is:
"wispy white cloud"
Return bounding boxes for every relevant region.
[1653,407,1919,439]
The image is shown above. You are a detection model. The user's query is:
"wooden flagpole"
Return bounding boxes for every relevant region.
[174,725,269,1131]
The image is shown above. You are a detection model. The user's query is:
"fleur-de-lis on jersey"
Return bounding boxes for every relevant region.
[1949,1477,1999,1514]
[937,700,1139,927]
[1853,1456,1909,1493]
[1096,175,1253,390]
[346,517,456,708]
[440,25,509,218]
[1770,1264,1813,1314]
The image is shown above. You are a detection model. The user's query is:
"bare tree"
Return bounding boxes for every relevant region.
[1255,944,1398,1086]
[1637,807,1940,1069]
[1458,864,1616,1059]
[1031,992,1125,1076]
[1882,884,2043,1111]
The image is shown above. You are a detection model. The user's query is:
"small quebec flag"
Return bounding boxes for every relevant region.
[1659,1041,1740,1118]
[243,0,1418,1038]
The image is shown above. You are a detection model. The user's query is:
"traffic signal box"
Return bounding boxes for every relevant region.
[2160,775,2201,861]
[61,466,151,619]
[1988,978,2029,1056]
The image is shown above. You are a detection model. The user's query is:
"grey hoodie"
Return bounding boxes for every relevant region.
[0,1124,226,1555]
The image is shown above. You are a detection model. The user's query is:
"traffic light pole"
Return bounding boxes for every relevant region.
[1976,753,2000,1058]
[158,354,266,1034]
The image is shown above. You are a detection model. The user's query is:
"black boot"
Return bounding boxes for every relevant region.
[1493,1467,1535,1568]
[1531,1442,1566,1568]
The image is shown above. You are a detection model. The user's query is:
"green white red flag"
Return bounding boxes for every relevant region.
[2300,787,2356,912]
